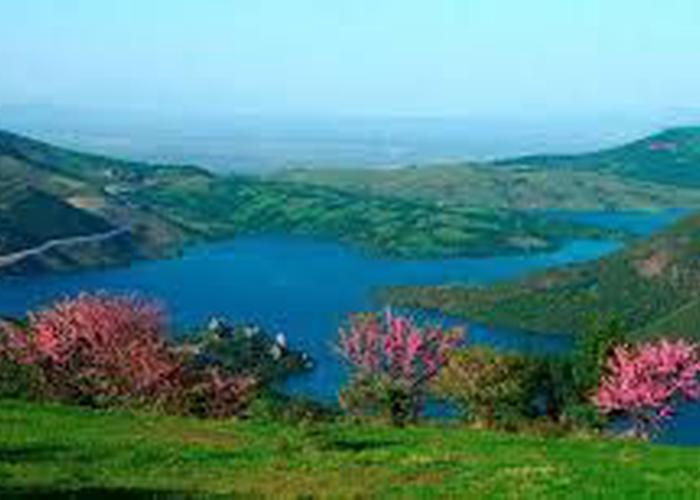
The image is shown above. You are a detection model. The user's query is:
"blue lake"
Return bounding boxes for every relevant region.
[0,236,617,397]
[0,209,696,444]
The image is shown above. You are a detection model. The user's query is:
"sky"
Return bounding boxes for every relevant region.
[1,0,699,121]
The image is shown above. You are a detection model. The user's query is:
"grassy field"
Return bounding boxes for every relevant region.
[1,400,700,498]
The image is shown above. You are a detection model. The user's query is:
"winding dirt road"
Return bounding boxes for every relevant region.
[0,228,129,268]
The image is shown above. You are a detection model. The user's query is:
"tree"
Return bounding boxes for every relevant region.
[338,310,463,425]
[573,314,626,396]
[593,338,700,438]
[434,347,537,428]
[26,293,180,406]
[0,293,259,416]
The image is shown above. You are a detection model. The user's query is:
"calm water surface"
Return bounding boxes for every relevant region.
[0,236,616,396]
[0,210,695,444]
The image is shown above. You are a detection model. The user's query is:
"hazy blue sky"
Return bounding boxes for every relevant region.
[1,0,699,119]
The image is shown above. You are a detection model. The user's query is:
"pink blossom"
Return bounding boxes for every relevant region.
[593,338,700,436]
[339,310,464,390]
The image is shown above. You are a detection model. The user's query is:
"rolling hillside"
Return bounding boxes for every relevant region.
[0,130,199,273]
[498,126,700,188]
[0,183,112,254]
[0,129,614,274]
[383,212,700,340]
[273,127,700,210]
[2,126,700,274]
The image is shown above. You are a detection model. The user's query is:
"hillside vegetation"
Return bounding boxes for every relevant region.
[2,126,700,274]
[0,182,112,254]
[1,400,699,498]
[0,129,612,273]
[126,173,605,259]
[273,127,700,210]
[499,126,700,188]
[383,212,700,339]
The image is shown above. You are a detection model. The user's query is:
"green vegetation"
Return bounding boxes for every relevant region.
[126,174,606,258]
[272,127,700,211]
[0,128,616,274]
[274,162,700,211]
[4,126,700,273]
[0,183,112,254]
[434,347,539,427]
[0,130,192,273]
[2,399,700,498]
[499,126,700,188]
[383,212,700,340]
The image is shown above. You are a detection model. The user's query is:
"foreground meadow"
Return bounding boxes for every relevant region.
[1,400,700,498]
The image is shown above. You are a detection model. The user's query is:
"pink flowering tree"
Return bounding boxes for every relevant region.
[0,293,259,416]
[24,293,181,406]
[593,338,700,438]
[338,310,464,425]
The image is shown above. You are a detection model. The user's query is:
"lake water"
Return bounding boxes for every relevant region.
[0,209,696,444]
[0,236,617,397]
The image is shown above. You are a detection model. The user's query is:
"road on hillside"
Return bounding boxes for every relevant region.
[0,228,130,268]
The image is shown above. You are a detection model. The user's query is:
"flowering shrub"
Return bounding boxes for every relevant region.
[23,293,180,406]
[338,310,463,425]
[0,293,259,417]
[593,338,700,437]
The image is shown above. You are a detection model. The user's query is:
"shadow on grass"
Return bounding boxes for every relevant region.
[323,438,400,453]
[0,486,196,499]
[0,445,72,464]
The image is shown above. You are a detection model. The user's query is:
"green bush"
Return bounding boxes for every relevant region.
[532,355,605,429]
[0,320,46,400]
[572,314,626,395]
[0,357,45,400]
[433,347,538,428]
[339,375,421,426]
[531,315,626,429]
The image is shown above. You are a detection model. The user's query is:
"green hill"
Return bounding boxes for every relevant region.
[0,130,195,274]
[128,173,611,259]
[0,184,113,254]
[0,129,614,273]
[498,127,700,188]
[272,127,700,211]
[4,126,700,274]
[1,399,699,498]
[383,211,700,340]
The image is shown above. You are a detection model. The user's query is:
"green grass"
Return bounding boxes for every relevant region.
[1,400,700,498]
